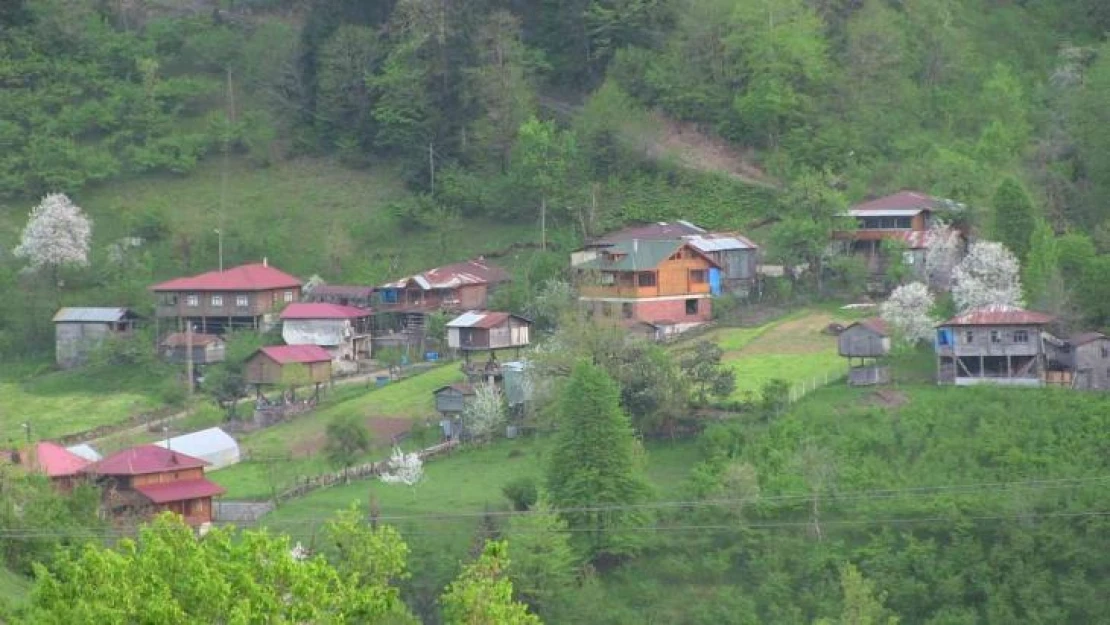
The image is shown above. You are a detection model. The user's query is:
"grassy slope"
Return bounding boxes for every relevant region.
[215,365,464,499]
[0,566,29,611]
[0,362,167,441]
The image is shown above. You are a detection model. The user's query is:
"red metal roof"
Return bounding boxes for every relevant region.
[280,302,371,320]
[85,445,208,476]
[31,442,90,477]
[850,191,936,213]
[941,305,1055,327]
[151,262,302,292]
[160,332,224,347]
[258,344,332,364]
[851,317,889,335]
[133,478,226,504]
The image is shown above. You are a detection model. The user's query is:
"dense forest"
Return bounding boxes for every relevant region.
[2,1,1110,623]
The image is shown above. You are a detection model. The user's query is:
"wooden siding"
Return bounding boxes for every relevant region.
[579,254,716,299]
[435,388,469,414]
[155,287,301,319]
[838,326,890,358]
[448,318,531,351]
[936,325,1043,358]
[130,467,205,488]
[244,353,331,386]
[1073,340,1110,390]
[56,322,133,369]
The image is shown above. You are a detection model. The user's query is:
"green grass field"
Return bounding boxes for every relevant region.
[0,362,169,443]
[214,365,464,499]
[0,566,30,610]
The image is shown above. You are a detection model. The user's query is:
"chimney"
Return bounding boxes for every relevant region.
[263,257,268,267]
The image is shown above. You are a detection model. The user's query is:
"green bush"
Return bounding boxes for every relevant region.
[502,475,539,511]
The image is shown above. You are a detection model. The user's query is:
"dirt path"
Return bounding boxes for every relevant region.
[86,366,394,447]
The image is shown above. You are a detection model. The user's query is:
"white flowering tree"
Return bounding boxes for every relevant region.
[379,446,424,492]
[463,381,506,441]
[13,193,93,280]
[880,282,937,344]
[924,221,962,290]
[951,241,1023,312]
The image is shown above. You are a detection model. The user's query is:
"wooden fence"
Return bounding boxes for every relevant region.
[273,440,459,504]
[786,364,850,404]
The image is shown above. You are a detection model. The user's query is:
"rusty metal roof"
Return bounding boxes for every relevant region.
[380,258,510,290]
[848,317,888,336]
[940,305,1054,327]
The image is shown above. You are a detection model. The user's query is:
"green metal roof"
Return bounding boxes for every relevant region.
[578,239,711,272]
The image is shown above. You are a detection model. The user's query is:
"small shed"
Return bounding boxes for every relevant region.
[1062,332,1110,390]
[53,307,141,369]
[502,361,534,407]
[433,383,475,415]
[160,332,226,365]
[154,427,241,470]
[446,311,531,353]
[244,344,332,387]
[838,317,892,386]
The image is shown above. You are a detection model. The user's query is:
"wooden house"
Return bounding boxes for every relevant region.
[23,442,91,492]
[834,191,967,285]
[304,285,374,308]
[1047,332,1110,390]
[160,332,226,365]
[935,306,1054,386]
[150,259,302,335]
[575,239,720,331]
[81,445,225,527]
[433,383,475,416]
[572,221,759,296]
[53,307,140,369]
[446,311,531,356]
[280,302,372,373]
[838,318,891,386]
[244,345,332,390]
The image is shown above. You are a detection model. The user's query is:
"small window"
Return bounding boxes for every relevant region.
[896,217,913,229]
[186,294,199,307]
[1013,330,1029,344]
[284,290,294,303]
[990,330,1001,344]
[903,251,915,265]
[622,303,633,319]
[236,294,249,307]
[602,302,613,317]
[1101,345,1109,359]
[964,330,974,344]
[638,272,656,287]
[600,273,615,285]
[690,269,706,284]
[211,295,223,307]
[685,299,698,315]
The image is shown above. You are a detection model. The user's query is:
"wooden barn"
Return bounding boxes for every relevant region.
[53,307,141,369]
[160,332,226,365]
[838,318,891,386]
[446,311,531,354]
[244,344,332,389]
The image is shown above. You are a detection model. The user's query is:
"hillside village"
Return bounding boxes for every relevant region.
[2,1,1110,623]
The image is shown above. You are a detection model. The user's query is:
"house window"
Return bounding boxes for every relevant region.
[690,269,707,284]
[1101,345,1109,359]
[236,294,249,307]
[186,294,199,307]
[284,290,294,303]
[600,273,615,285]
[990,330,1002,344]
[211,295,223,307]
[685,299,698,315]
[1013,330,1029,344]
[638,272,656,287]
[964,330,974,344]
[896,217,913,229]
[602,302,613,317]
[622,303,633,319]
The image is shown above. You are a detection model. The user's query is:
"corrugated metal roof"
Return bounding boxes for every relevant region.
[1068,332,1107,347]
[847,317,888,336]
[151,262,301,292]
[939,305,1054,327]
[31,442,90,477]
[66,443,102,462]
[380,259,510,291]
[280,303,371,320]
[85,444,208,476]
[847,208,925,217]
[595,221,707,245]
[257,344,332,364]
[309,285,374,297]
[52,307,137,323]
[850,191,936,213]
[577,239,721,271]
[134,478,225,504]
[685,235,755,252]
[446,311,523,329]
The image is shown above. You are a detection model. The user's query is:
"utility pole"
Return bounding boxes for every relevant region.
[215,229,224,272]
[541,197,547,252]
[428,143,435,192]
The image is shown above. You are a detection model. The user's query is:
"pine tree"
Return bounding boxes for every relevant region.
[546,360,651,562]
[504,500,579,616]
[991,177,1038,262]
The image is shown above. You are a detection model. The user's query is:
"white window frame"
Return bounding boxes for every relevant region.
[211,294,223,307]
[284,290,294,303]
[236,294,249,307]
[186,294,199,307]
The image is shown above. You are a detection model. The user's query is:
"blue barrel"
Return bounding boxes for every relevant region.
[425,351,439,362]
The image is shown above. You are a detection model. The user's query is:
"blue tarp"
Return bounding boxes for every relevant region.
[709,268,722,296]
[935,328,953,349]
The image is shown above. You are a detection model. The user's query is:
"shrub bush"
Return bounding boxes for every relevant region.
[502,475,538,511]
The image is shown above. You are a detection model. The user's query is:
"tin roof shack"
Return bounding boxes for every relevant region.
[53,307,141,369]
[82,445,225,527]
[160,332,226,365]
[374,258,510,350]
[24,442,91,491]
[280,303,372,374]
[447,311,531,357]
[576,239,720,333]
[1049,333,1110,390]
[244,345,332,398]
[935,306,1055,386]
[834,191,968,287]
[838,318,892,386]
[434,383,475,415]
[154,427,241,470]
[150,260,302,335]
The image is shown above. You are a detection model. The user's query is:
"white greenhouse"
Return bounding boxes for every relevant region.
[154,427,241,470]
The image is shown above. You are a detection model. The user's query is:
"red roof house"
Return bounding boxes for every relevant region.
[244,344,333,388]
[940,305,1055,327]
[935,306,1055,386]
[82,445,224,526]
[378,258,510,312]
[24,442,91,491]
[150,260,303,335]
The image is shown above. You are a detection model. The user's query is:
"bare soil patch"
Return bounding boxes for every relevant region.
[367,417,414,442]
[648,114,777,188]
[867,390,909,409]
